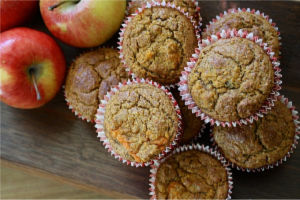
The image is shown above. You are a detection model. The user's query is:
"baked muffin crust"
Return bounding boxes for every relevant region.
[122,6,198,85]
[171,88,204,143]
[65,48,128,121]
[104,83,179,163]
[188,37,274,122]
[213,101,296,169]
[128,0,201,24]
[155,150,229,199]
[203,11,280,57]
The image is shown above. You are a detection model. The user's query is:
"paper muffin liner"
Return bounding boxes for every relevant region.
[63,47,122,124]
[94,78,183,167]
[203,7,281,56]
[149,144,233,200]
[127,0,202,28]
[178,29,282,127]
[118,0,201,88]
[210,95,300,172]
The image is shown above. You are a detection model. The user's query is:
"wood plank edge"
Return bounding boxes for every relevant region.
[0,159,138,199]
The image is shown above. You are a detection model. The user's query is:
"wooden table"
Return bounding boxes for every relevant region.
[1,1,300,199]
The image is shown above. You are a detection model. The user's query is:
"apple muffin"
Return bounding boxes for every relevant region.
[127,0,201,25]
[65,48,129,122]
[104,83,180,163]
[203,9,280,57]
[121,5,198,85]
[171,88,204,144]
[188,37,274,122]
[154,149,230,199]
[213,100,296,169]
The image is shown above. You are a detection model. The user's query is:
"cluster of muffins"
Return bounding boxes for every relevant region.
[64,1,299,199]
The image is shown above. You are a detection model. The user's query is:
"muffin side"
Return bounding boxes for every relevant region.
[188,37,274,122]
[65,48,128,122]
[213,100,296,169]
[122,6,198,85]
[104,83,179,163]
[203,9,280,57]
[154,150,229,199]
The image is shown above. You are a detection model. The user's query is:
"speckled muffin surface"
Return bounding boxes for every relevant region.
[122,6,198,85]
[213,101,296,169]
[203,11,280,57]
[188,37,274,122]
[65,48,129,121]
[155,150,229,199]
[104,83,179,163]
[171,88,204,143]
[128,0,201,24]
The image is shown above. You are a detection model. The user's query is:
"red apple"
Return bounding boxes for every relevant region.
[0,0,38,32]
[40,0,126,48]
[0,27,66,109]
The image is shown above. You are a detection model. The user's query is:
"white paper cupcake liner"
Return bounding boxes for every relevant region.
[203,7,281,56]
[210,95,299,172]
[149,144,233,200]
[118,0,201,88]
[127,0,202,28]
[94,78,183,167]
[178,29,282,128]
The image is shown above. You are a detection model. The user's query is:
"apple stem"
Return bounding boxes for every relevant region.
[48,0,80,11]
[30,69,41,101]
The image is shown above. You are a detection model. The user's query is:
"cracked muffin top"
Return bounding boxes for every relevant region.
[104,83,179,163]
[122,6,198,85]
[171,88,204,144]
[188,37,274,122]
[128,0,201,24]
[203,11,280,57]
[65,48,129,122]
[213,100,296,169]
[155,150,229,199]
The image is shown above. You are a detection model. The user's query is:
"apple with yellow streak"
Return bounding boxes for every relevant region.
[40,0,126,48]
[0,27,66,109]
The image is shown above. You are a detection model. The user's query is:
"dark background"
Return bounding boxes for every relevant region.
[1,1,300,199]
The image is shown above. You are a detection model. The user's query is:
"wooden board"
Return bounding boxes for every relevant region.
[1,1,300,199]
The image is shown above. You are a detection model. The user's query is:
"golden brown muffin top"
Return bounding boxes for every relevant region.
[122,6,198,85]
[65,48,129,121]
[188,37,274,122]
[155,150,229,199]
[203,11,280,57]
[171,88,204,144]
[213,101,296,169]
[104,83,179,163]
[128,0,201,24]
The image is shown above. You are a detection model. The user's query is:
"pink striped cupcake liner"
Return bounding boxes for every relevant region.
[210,95,299,172]
[149,144,233,200]
[178,29,282,127]
[203,7,281,56]
[94,78,183,167]
[118,0,201,88]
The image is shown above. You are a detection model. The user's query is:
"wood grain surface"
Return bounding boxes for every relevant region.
[1,1,300,199]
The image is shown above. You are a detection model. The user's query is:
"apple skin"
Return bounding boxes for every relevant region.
[0,27,66,109]
[0,0,38,32]
[40,0,126,48]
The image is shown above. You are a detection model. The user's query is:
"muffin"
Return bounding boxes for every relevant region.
[212,100,297,170]
[150,145,232,199]
[187,36,275,123]
[203,8,280,57]
[65,48,129,122]
[127,0,201,25]
[98,80,182,165]
[171,87,205,144]
[120,3,199,85]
